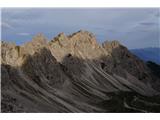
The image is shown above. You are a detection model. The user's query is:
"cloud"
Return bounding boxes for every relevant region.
[106,29,117,33]
[1,8,159,49]
[155,12,160,17]
[139,22,157,26]
[17,32,30,36]
[1,21,13,29]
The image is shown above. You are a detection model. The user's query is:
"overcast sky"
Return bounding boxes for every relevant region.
[1,8,160,49]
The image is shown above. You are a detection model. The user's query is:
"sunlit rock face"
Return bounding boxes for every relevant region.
[1,31,160,113]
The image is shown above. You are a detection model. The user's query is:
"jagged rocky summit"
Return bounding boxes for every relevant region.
[1,30,160,112]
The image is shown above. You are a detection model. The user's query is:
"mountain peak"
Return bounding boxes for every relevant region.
[32,33,47,44]
[69,30,95,38]
[53,32,67,41]
[21,33,48,55]
[102,40,121,50]
[102,40,122,54]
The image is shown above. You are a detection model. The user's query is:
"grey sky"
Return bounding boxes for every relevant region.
[1,8,160,49]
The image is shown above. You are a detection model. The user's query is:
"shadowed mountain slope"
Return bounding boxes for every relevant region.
[1,30,160,112]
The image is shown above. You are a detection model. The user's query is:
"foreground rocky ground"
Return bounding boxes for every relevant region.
[1,30,160,112]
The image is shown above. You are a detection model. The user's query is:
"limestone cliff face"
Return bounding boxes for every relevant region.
[1,41,19,66]
[49,30,107,61]
[1,31,160,113]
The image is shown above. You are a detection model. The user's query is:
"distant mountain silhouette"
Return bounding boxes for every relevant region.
[130,48,160,64]
[1,30,160,113]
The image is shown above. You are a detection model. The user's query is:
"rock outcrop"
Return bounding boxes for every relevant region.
[1,30,160,112]
[102,40,154,83]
